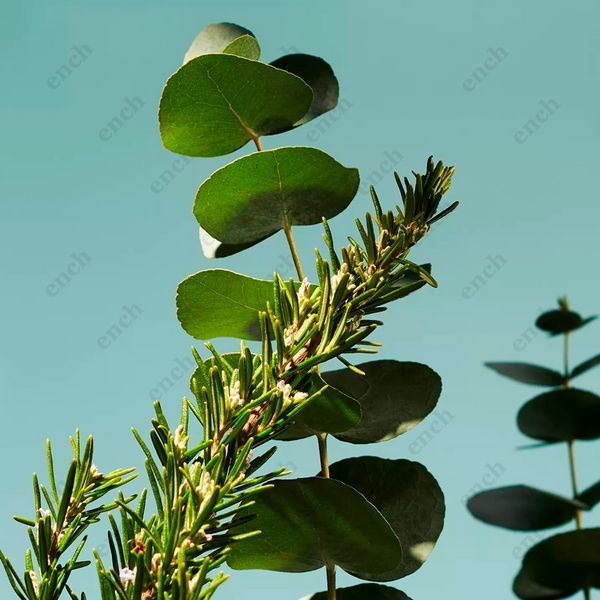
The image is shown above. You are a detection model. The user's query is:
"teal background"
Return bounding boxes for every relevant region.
[1,0,599,598]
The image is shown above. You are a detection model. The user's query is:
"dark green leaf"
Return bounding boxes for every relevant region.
[517,389,600,442]
[270,54,339,128]
[577,480,600,509]
[159,55,312,157]
[275,374,361,439]
[318,361,441,444]
[535,310,596,335]
[199,227,275,259]
[194,147,359,253]
[183,23,258,62]
[485,363,564,387]
[523,529,600,592]
[571,354,600,379]
[513,567,578,599]
[176,269,273,340]
[227,477,402,575]
[301,584,412,600]
[329,457,444,581]
[467,485,586,531]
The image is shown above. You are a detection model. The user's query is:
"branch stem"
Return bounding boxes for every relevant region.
[326,563,336,600]
[283,223,305,281]
[318,434,335,599]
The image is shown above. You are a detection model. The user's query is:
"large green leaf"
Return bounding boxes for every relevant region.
[535,310,596,335]
[194,147,359,253]
[276,374,361,439]
[523,529,600,592]
[176,269,273,340]
[571,353,600,379]
[485,362,564,387]
[467,485,586,531]
[183,23,260,62]
[317,361,441,444]
[301,584,412,600]
[227,477,402,575]
[159,55,313,157]
[328,457,444,581]
[270,54,339,128]
[513,568,578,599]
[517,388,600,442]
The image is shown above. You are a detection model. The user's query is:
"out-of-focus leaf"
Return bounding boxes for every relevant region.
[536,310,596,336]
[194,147,359,253]
[318,361,441,444]
[517,389,600,442]
[485,363,564,387]
[199,227,275,259]
[222,34,260,60]
[227,478,402,575]
[159,55,312,157]
[523,529,600,592]
[300,584,412,600]
[467,485,586,531]
[329,457,444,581]
[270,54,339,128]
[577,480,600,509]
[513,567,578,599]
[571,353,600,379]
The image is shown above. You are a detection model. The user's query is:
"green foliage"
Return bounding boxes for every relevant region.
[469,297,600,599]
[302,585,413,599]
[2,21,459,600]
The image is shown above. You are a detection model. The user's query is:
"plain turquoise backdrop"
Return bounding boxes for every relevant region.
[1,0,599,598]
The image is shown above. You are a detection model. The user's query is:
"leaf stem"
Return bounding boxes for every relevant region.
[318,434,335,599]
[563,331,589,600]
[326,563,336,600]
[283,223,305,281]
[253,136,263,151]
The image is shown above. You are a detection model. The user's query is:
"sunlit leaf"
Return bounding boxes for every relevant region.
[183,22,258,63]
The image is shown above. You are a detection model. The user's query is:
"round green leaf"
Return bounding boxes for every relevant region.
[329,457,444,581]
[523,529,600,592]
[159,55,312,157]
[301,584,412,600]
[183,23,259,63]
[226,477,402,575]
[467,485,586,531]
[517,388,600,442]
[485,362,564,387]
[194,147,359,251]
[275,373,361,439]
[176,269,273,340]
[535,310,596,335]
[270,54,339,128]
[319,361,441,444]
[513,567,578,599]
[223,34,260,60]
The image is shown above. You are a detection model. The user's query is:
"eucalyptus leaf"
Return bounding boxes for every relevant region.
[523,529,600,592]
[317,361,441,444]
[517,388,600,442]
[329,457,444,581]
[270,54,339,128]
[535,310,596,336]
[199,227,275,259]
[183,23,258,63]
[467,485,586,531]
[275,374,361,439]
[223,35,260,60]
[176,269,273,340]
[513,567,578,599]
[194,147,359,252]
[577,480,600,509]
[571,353,600,379]
[301,584,412,600]
[227,477,402,575]
[159,55,313,157]
[485,362,564,387]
